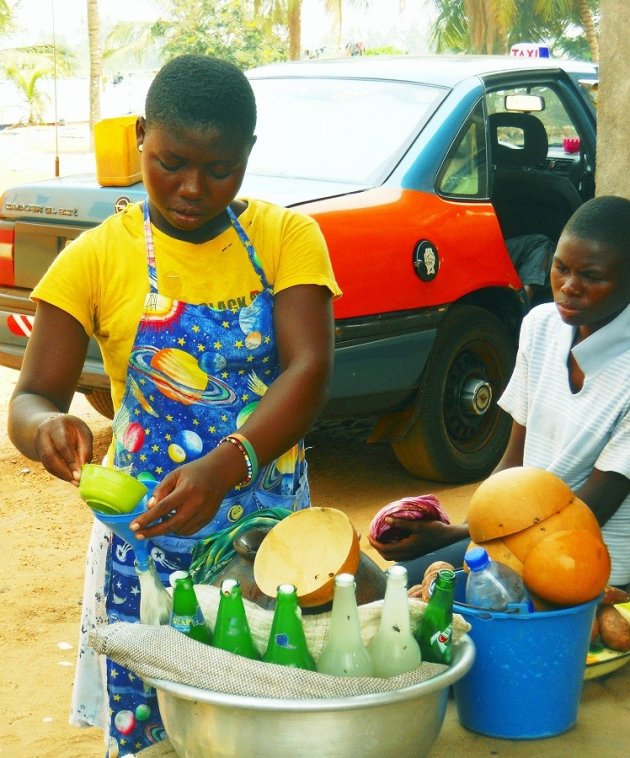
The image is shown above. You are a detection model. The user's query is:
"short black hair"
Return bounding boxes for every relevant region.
[562,195,630,258]
[144,54,256,139]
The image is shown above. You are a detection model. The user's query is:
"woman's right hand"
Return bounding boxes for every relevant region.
[8,301,93,481]
[35,413,93,484]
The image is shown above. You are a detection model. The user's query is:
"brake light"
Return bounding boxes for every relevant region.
[0,225,15,286]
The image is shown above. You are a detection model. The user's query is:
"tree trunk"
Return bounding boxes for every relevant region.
[578,0,599,62]
[87,0,102,148]
[597,0,630,199]
[463,0,485,53]
[325,0,343,52]
[287,0,302,61]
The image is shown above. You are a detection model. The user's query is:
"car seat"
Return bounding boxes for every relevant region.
[489,112,583,243]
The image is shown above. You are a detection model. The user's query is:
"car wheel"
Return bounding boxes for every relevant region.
[85,389,114,420]
[392,305,515,483]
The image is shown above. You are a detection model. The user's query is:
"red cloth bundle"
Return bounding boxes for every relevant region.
[368,494,450,543]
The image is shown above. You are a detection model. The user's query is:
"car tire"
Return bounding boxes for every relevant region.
[392,305,515,483]
[85,389,114,420]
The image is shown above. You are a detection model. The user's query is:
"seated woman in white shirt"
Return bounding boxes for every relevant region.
[369,195,630,590]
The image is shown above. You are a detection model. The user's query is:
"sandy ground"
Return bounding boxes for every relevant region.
[0,369,111,756]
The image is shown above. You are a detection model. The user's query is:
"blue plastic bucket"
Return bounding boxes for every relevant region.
[452,571,598,739]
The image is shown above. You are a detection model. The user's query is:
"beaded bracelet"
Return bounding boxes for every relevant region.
[219,433,259,487]
[38,412,65,430]
[228,433,259,478]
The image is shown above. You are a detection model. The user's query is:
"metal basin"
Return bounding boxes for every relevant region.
[144,635,475,758]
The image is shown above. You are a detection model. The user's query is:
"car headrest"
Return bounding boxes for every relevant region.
[489,112,548,168]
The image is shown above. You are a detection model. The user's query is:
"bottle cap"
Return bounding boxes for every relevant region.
[169,570,189,588]
[387,564,409,583]
[465,547,490,572]
[276,583,297,595]
[220,578,240,594]
[335,573,355,587]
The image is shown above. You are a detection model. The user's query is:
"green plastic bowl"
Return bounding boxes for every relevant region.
[79,464,148,515]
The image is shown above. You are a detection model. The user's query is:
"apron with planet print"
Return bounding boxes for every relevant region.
[103,200,310,754]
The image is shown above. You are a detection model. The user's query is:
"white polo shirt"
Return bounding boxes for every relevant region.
[499,302,630,585]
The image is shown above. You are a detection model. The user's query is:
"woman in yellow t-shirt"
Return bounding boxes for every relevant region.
[8,54,340,755]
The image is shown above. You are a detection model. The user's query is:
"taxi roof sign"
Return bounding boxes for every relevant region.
[510,43,550,58]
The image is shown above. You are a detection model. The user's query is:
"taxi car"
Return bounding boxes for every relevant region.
[0,55,598,482]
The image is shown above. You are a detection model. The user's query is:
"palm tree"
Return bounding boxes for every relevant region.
[464,0,518,53]
[286,0,301,59]
[87,0,102,146]
[429,0,599,58]
[0,0,15,36]
[254,0,302,60]
[0,45,75,125]
[432,0,517,54]
[534,0,599,61]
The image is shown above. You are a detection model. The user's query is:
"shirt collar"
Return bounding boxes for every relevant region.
[571,303,630,375]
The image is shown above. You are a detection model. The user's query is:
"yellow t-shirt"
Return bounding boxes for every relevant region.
[32,199,341,411]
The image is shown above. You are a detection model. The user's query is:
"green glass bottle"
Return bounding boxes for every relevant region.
[262,584,316,670]
[414,568,456,664]
[213,578,260,660]
[170,572,212,645]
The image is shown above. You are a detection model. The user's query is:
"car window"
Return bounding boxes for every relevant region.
[436,100,488,198]
[248,78,446,185]
[486,84,580,155]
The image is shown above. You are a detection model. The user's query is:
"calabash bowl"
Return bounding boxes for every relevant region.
[79,464,148,515]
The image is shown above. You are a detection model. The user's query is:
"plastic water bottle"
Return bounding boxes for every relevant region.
[464,547,529,611]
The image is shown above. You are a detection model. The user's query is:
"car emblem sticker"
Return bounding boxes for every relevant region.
[114,196,131,214]
[413,240,439,281]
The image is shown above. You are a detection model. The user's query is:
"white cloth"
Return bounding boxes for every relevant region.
[70,518,110,734]
[499,302,630,585]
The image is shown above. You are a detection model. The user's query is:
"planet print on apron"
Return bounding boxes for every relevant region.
[103,201,310,755]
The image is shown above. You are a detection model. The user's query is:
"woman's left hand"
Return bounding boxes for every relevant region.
[367,518,470,562]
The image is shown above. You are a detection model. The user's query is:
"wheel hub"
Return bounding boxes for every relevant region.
[460,378,493,416]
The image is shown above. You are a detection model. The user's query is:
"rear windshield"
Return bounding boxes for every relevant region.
[248,77,446,185]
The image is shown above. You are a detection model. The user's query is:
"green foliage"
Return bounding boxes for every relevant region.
[430,0,469,53]
[105,0,287,70]
[365,46,406,56]
[0,44,76,124]
[428,0,599,59]
[0,0,15,37]
[554,35,593,61]
[163,0,286,68]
